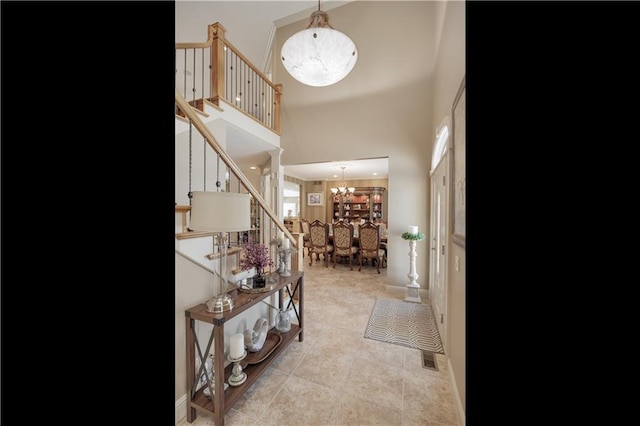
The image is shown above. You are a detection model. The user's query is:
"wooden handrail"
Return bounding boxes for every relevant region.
[175,90,295,246]
[175,23,279,95]
[175,22,282,133]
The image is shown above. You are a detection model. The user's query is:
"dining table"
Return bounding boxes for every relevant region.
[327,228,388,257]
[328,234,388,246]
[328,225,388,245]
[327,228,388,268]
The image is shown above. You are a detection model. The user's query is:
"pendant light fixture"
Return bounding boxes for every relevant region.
[330,166,356,195]
[281,0,358,87]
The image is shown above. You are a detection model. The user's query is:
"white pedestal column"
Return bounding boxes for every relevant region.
[405,239,422,303]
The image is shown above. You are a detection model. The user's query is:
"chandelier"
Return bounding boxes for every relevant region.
[330,166,355,195]
[280,0,358,87]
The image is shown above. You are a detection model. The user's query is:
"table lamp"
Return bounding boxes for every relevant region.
[189,191,251,313]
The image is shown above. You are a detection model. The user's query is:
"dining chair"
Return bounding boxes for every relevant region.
[300,218,312,258]
[357,220,386,273]
[332,220,358,270]
[377,221,388,268]
[308,220,334,267]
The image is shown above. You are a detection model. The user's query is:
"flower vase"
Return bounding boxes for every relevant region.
[253,270,266,288]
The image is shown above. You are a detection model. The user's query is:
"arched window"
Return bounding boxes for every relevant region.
[431,116,450,173]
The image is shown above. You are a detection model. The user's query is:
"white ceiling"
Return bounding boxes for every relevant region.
[176,1,391,181]
[283,157,389,181]
[176,1,332,68]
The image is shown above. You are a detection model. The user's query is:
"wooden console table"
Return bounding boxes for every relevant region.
[185,271,304,425]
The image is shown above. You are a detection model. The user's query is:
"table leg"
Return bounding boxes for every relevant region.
[186,317,196,423]
[298,275,304,341]
[213,324,225,425]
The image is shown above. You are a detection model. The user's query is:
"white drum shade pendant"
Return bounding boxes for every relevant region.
[281,2,358,87]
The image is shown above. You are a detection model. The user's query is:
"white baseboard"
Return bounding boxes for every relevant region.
[175,394,187,425]
[447,358,465,426]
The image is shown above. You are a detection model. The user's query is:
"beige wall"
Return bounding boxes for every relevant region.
[276,1,435,294]
[432,0,465,413]
[300,180,327,224]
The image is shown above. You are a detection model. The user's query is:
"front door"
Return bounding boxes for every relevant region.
[429,153,448,351]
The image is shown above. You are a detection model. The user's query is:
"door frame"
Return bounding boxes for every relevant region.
[428,117,451,353]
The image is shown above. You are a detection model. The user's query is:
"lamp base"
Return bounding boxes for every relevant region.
[206,294,234,313]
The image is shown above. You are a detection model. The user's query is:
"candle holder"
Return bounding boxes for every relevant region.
[270,238,283,249]
[201,351,230,398]
[227,350,247,387]
[270,238,284,279]
[276,249,286,274]
[277,247,297,277]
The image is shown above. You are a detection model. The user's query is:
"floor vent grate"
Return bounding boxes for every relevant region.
[422,350,438,371]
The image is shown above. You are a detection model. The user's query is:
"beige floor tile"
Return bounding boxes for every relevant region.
[267,341,307,375]
[230,368,289,418]
[402,369,458,425]
[178,261,460,426]
[312,326,366,354]
[292,349,358,389]
[261,375,339,425]
[222,408,257,426]
[358,337,407,369]
[330,393,403,426]
[340,358,404,412]
[182,408,257,426]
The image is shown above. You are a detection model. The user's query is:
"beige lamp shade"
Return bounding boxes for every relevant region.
[189,191,251,232]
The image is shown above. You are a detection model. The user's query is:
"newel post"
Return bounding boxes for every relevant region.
[209,22,226,106]
[273,83,282,134]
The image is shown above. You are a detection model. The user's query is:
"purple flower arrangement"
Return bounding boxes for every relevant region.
[239,240,274,275]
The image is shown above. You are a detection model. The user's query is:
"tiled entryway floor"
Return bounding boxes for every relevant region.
[178,258,460,426]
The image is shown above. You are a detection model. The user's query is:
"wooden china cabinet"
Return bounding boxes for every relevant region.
[332,187,386,222]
